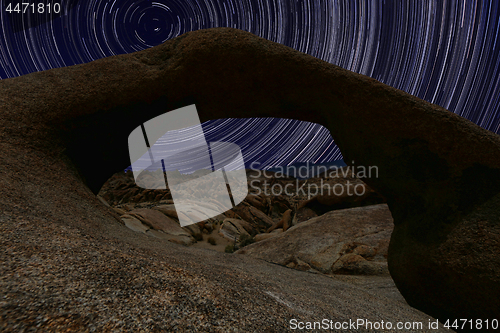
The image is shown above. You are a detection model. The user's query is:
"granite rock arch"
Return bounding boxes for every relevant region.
[1,27,499,324]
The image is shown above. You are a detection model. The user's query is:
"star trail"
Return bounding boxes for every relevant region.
[1,0,499,169]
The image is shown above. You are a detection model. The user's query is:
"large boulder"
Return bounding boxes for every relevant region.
[230,203,274,233]
[152,204,179,219]
[219,218,251,241]
[1,27,499,325]
[126,208,195,245]
[243,193,269,212]
[237,204,393,276]
[267,209,293,232]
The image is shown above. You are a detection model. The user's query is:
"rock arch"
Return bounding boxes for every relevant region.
[1,27,499,324]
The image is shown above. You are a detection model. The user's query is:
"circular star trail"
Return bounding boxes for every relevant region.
[1,0,499,169]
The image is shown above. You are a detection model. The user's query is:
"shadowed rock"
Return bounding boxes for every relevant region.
[1,27,499,327]
[298,183,386,216]
[237,204,393,276]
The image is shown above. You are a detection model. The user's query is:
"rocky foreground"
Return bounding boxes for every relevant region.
[99,168,391,276]
[2,27,499,331]
[1,164,447,332]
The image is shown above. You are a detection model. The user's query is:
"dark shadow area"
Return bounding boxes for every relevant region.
[59,97,196,194]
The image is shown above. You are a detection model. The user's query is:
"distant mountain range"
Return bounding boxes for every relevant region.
[265,160,346,179]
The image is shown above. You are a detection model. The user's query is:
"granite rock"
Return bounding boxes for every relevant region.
[2,26,499,326]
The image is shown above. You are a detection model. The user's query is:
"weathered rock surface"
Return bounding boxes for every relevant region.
[267,209,293,232]
[1,26,499,327]
[230,203,274,233]
[121,214,150,233]
[294,206,318,224]
[299,182,386,216]
[182,222,202,237]
[153,204,178,219]
[128,208,176,232]
[244,193,269,212]
[255,230,283,242]
[237,204,393,276]
[219,218,251,241]
[124,208,195,245]
[331,253,388,275]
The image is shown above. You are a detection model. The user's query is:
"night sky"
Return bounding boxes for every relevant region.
[1,0,499,170]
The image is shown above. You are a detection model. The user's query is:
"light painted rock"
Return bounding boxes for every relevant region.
[121,214,149,233]
[121,204,135,211]
[255,232,280,242]
[267,209,292,232]
[219,218,250,241]
[146,229,194,246]
[236,204,393,275]
[295,258,312,271]
[128,208,193,242]
[331,253,388,275]
[153,204,178,219]
[113,207,128,216]
[244,193,268,212]
[231,204,274,233]
[182,223,202,237]
[268,195,292,219]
